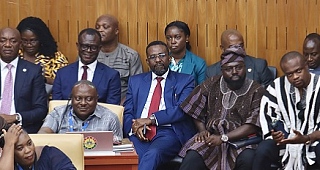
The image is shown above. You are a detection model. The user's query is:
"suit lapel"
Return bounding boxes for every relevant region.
[69,62,79,84]
[137,73,152,117]
[244,56,254,80]
[164,71,176,105]
[14,59,26,100]
[92,63,103,85]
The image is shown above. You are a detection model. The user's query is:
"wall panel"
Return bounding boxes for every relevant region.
[0,0,318,75]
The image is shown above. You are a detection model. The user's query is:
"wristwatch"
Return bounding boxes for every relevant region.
[149,114,156,125]
[15,114,22,123]
[221,134,229,143]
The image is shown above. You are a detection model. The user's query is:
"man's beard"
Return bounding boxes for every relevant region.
[152,64,168,76]
[223,75,246,90]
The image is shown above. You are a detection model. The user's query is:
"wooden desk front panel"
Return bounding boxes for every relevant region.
[85,151,138,170]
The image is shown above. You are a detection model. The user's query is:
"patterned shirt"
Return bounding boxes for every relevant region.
[97,43,143,100]
[41,104,123,143]
[19,50,68,80]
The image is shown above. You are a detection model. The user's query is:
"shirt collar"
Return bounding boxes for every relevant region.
[151,69,169,80]
[1,56,19,71]
[78,59,98,71]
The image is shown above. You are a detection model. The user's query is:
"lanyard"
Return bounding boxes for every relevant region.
[68,109,94,132]
[17,153,36,170]
[17,165,34,170]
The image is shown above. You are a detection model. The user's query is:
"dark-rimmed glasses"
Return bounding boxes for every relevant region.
[147,53,168,60]
[79,43,99,52]
[21,39,39,46]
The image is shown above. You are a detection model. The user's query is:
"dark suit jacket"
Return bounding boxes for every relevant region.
[123,71,196,145]
[0,59,48,133]
[205,55,274,87]
[52,61,121,104]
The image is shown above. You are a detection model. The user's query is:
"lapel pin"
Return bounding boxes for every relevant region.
[248,68,252,72]
[23,68,27,72]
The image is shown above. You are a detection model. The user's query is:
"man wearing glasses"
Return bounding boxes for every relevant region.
[253,51,320,169]
[123,41,196,170]
[52,28,121,104]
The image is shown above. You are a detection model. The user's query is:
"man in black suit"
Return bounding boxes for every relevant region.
[206,29,274,87]
[0,27,47,133]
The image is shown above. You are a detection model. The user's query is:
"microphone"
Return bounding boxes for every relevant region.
[57,97,72,133]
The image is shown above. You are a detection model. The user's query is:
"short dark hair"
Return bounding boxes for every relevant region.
[78,28,101,44]
[280,51,305,71]
[17,16,58,58]
[165,20,191,50]
[145,41,169,55]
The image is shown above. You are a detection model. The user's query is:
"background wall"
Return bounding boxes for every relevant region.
[0,0,319,75]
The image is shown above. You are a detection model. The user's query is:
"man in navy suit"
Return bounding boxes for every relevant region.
[52,28,121,104]
[0,27,47,133]
[206,29,274,88]
[123,41,196,170]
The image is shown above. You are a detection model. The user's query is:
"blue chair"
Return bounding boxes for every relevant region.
[268,66,277,79]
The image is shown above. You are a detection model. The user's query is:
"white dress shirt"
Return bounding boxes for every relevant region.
[77,59,97,82]
[0,57,18,115]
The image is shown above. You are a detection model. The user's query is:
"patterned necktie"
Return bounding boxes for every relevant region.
[1,64,13,114]
[146,77,164,140]
[81,66,88,80]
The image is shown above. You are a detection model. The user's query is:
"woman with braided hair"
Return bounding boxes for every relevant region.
[17,16,68,86]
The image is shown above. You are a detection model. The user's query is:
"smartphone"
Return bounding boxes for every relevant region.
[271,120,289,139]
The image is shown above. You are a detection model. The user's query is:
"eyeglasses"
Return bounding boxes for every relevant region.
[21,39,39,46]
[221,64,244,72]
[79,43,99,52]
[147,53,168,60]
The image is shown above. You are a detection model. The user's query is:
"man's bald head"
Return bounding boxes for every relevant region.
[95,14,119,44]
[96,14,119,28]
[220,29,244,52]
[71,80,97,95]
[0,27,20,37]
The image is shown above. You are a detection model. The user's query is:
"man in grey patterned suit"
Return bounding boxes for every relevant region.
[38,80,123,143]
[95,14,143,104]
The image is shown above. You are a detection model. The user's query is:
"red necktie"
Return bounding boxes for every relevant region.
[81,66,88,80]
[146,77,164,140]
